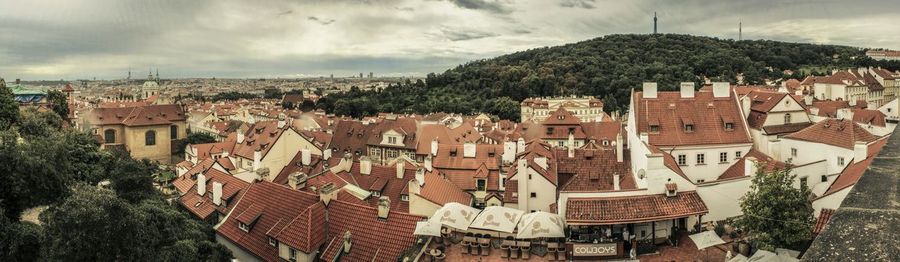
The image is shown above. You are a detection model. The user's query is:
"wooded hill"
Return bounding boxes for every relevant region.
[316,34,899,120]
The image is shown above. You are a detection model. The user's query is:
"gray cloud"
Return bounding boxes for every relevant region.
[1,0,900,80]
[449,0,512,14]
[440,27,499,41]
[307,16,336,25]
[559,0,595,9]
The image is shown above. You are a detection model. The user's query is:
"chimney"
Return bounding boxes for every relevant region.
[342,231,353,254]
[395,161,405,179]
[639,132,649,145]
[680,82,695,98]
[377,196,391,219]
[516,138,526,154]
[319,183,337,206]
[804,95,813,106]
[197,173,207,196]
[810,107,820,116]
[647,153,664,170]
[212,182,223,206]
[502,141,516,164]
[323,148,332,160]
[15,78,20,85]
[463,142,476,158]
[237,132,245,144]
[516,159,528,209]
[329,153,353,174]
[837,108,854,120]
[415,167,425,187]
[849,99,857,107]
[360,157,372,175]
[616,133,624,163]
[567,133,575,158]
[277,118,286,129]
[854,141,868,164]
[713,82,730,98]
[745,156,758,176]
[613,174,621,190]
[430,139,438,156]
[255,167,270,182]
[288,172,307,190]
[424,155,433,171]
[642,82,658,99]
[301,149,311,166]
[252,149,262,171]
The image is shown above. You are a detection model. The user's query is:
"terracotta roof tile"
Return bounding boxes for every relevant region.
[633,91,751,147]
[319,200,420,261]
[557,147,634,192]
[565,191,708,225]
[821,137,889,197]
[813,208,835,235]
[784,119,879,150]
[418,172,473,205]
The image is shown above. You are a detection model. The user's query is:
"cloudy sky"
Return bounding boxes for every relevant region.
[2,0,900,80]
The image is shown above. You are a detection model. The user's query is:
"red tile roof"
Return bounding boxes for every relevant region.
[178,168,250,220]
[418,172,473,206]
[216,181,322,261]
[543,107,582,125]
[366,117,418,149]
[556,146,634,192]
[318,200,420,262]
[89,104,185,127]
[852,109,887,127]
[717,149,787,180]
[783,119,879,150]
[565,191,708,225]
[272,202,327,254]
[329,120,372,156]
[813,208,835,235]
[820,137,889,197]
[232,120,290,160]
[633,91,751,147]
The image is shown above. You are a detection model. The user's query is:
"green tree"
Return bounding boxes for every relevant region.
[0,80,19,129]
[47,90,69,121]
[39,184,231,261]
[737,165,814,251]
[0,207,43,262]
[186,132,218,145]
[489,97,520,121]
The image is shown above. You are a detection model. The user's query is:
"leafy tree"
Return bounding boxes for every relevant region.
[17,108,63,139]
[0,80,18,129]
[737,165,814,251]
[0,207,43,262]
[489,97,520,121]
[186,132,218,145]
[39,184,231,261]
[300,99,316,111]
[47,90,69,120]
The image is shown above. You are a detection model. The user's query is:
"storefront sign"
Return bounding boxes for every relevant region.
[572,243,618,257]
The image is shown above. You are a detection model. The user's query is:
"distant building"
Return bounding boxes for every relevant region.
[85,104,187,164]
[520,96,607,122]
[865,49,900,61]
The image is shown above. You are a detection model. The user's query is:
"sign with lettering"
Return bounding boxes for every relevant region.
[572,243,618,257]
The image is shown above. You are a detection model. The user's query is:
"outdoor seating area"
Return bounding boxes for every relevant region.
[424,233,569,261]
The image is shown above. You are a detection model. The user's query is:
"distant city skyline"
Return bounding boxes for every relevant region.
[2,0,900,80]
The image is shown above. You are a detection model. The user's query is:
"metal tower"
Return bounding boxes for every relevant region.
[653,12,658,34]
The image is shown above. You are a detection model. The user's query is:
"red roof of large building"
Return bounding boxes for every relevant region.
[89,104,185,127]
[178,168,250,220]
[717,149,788,180]
[556,142,634,192]
[565,191,708,225]
[783,119,879,150]
[418,172,473,206]
[318,200,420,261]
[633,90,751,147]
[329,120,372,156]
[232,120,291,160]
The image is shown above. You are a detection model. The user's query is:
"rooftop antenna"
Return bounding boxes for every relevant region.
[127,68,132,80]
[739,20,742,41]
[653,12,658,34]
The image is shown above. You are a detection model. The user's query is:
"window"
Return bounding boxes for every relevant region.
[401,195,409,201]
[800,177,807,187]
[558,141,565,147]
[684,124,694,132]
[791,148,797,157]
[837,157,845,166]
[170,125,178,139]
[696,179,705,183]
[735,151,742,158]
[386,150,398,159]
[104,129,116,144]
[696,154,705,165]
[289,248,297,261]
[546,127,554,134]
[649,125,660,133]
[602,140,609,146]
[268,237,278,247]
[677,154,687,166]
[371,191,381,197]
[784,113,792,124]
[720,152,728,163]
[500,178,505,187]
[530,192,536,198]
[145,130,157,146]
[724,122,734,130]
[369,148,380,156]
[238,222,249,232]
[388,136,397,144]
[476,179,486,191]
[821,175,828,182]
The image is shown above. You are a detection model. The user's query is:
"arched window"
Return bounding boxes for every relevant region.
[104,129,116,144]
[784,113,792,124]
[170,125,178,139]
[145,130,157,146]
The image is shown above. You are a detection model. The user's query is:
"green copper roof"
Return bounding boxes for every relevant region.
[8,84,46,95]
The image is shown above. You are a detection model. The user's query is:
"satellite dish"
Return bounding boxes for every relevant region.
[637,169,646,179]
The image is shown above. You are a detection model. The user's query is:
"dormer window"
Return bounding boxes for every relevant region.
[371,190,381,197]
[557,114,564,120]
[546,127,554,134]
[649,125,660,133]
[239,222,250,232]
[401,195,409,201]
[388,136,397,144]
[450,149,457,157]
[684,124,694,133]
[268,237,278,247]
[602,140,609,146]
[476,179,486,191]
[724,122,734,130]
[568,127,576,134]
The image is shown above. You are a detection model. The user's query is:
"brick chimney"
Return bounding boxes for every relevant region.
[415,167,425,187]
[301,149,311,166]
[342,231,353,254]
[254,167,270,182]
[377,196,391,219]
[288,172,307,190]
[854,141,868,164]
[424,155,433,172]
[319,183,337,206]
[252,149,262,171]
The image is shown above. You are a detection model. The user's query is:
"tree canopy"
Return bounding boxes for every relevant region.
[0,80,19,129]
[46,90,69,121]
[738,164,815,251]
[186,132,218,145]
[317,34,894,120]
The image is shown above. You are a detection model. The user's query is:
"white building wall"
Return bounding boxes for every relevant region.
[812,187,852,216]
[695,178,752,223]
[779,138,853,175]
[663,144,752,183]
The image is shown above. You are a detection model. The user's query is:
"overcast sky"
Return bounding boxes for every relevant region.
[2,0,900,80]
